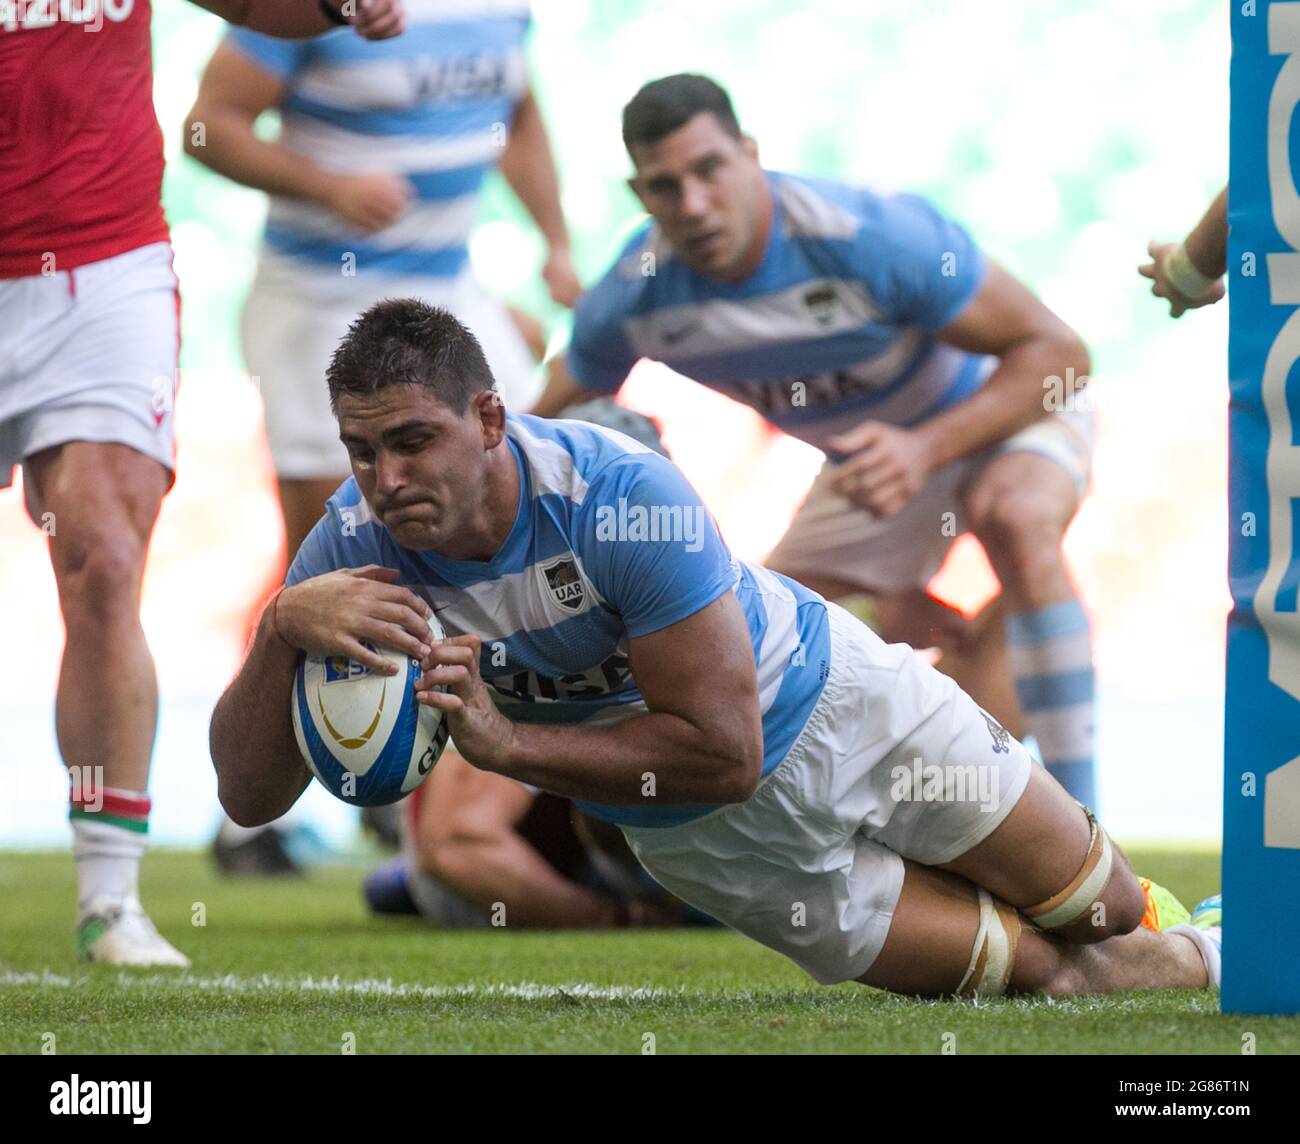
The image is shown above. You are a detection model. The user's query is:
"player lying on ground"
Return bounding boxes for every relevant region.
[0,0,402,968]
[530,74,1099,809]
[209,301,1220,997]
[365,748,714,928]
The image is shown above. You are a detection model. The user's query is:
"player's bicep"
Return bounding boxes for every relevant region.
[627,593,762,760]
[866,192,986,329]
[193,40,288,122]
[936,258,1074,357]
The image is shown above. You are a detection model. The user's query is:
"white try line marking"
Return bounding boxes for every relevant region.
[0,968,679,1001]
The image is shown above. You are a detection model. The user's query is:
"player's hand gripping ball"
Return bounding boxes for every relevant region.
[291,612,450,806]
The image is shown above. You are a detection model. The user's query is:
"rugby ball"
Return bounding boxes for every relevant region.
[290,616,450,806]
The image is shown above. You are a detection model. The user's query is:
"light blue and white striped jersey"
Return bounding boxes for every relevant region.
[286,413,830,827]
[570,172,993,452]
[226,0,530,283]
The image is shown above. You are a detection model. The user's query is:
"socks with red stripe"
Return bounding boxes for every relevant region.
[70,786,150,919]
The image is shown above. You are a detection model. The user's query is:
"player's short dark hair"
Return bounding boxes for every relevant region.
[326,299,495,415]
[622,74,741,151]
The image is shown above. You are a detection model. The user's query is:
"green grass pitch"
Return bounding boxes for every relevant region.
[2,846,1297,1055]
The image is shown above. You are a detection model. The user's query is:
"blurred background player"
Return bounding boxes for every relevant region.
[182,0,580,870]
[365,750,707,928]
[1139,186,1228,317]
[0,0,404,966]
[532,74,1100,808]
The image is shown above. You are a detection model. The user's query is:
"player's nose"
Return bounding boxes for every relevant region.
[373,449,406,496]
[679,174,711,220]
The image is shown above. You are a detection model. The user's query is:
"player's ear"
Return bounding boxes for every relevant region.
[474,386,507,448]
[627,175,651,211]
[740,134,759,163]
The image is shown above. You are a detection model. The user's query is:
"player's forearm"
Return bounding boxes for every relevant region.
[495,710,760,807]
[430,833,621,927]
[190,0,337,37]
[209,610,312,827]
[1183,185,1228,280]
[915,332,1090,471]
[184,105,334,205]
[498,91,570,254]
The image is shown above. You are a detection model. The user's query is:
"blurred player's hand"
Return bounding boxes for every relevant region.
[274,566,434,673]
[415,635,517,770]
[349,0,405,40]
[327,172,414,234]
[826,421,932,518]
[1138,240,1225,318]
[543,246,582,308]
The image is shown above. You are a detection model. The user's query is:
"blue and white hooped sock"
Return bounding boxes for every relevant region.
[1005,598,1097,809]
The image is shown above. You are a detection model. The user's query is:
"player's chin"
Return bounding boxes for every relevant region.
[386,517,440,548]
[682,247,733,278]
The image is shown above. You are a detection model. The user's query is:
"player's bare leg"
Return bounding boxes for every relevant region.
[24,441,188,966]
[278,476,346,562]
[408,747,635,927]
[963,451,1096,806]
[938,764,1145,938]
[857,860,1209,997]
[212,474,345,872]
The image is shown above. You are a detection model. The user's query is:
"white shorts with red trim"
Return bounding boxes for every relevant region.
[0,241,180,490]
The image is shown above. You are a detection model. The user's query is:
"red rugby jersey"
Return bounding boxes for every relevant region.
[0,0,169,279]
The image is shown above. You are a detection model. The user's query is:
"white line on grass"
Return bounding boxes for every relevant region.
[0,968,678,1000]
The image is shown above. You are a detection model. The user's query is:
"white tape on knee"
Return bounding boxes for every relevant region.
[1026,806,1113,931]
[957,889,1016,997]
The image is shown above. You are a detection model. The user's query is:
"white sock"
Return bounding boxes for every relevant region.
[1166,923,1221,989]
[216,817,274,846]
[72,818,146,916]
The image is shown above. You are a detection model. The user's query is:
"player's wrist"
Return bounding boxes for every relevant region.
[477,708,522,775]
[317,0,351,27]
[909,421,945,473]
[1165,243,1220,300]
[263,586,300,654]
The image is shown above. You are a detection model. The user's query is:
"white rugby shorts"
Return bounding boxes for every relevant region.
[242,254,542,480]
[0,241,180,489]
[622,601,1033,985]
